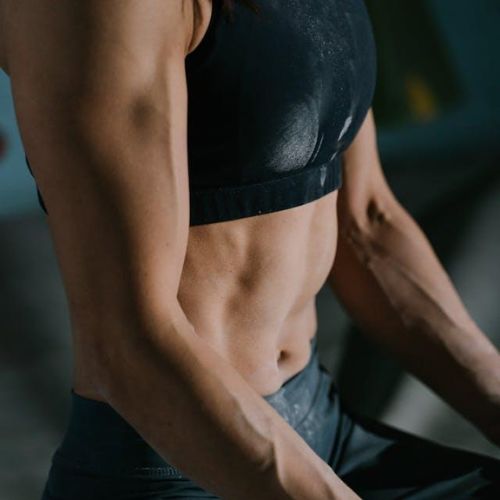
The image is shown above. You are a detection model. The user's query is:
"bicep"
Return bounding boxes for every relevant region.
[8,0,194,328]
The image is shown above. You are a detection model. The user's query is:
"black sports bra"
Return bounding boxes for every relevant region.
[26,0,377,225]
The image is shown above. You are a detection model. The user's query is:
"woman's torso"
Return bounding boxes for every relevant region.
[178,188,339,395]
[0,0,376,397]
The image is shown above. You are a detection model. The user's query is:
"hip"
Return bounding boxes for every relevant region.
[41,335,347,499]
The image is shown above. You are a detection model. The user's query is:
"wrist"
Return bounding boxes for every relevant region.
[462,343,500,441]
[277,447,360,500]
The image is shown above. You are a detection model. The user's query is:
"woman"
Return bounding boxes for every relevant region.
[1,0,500,498]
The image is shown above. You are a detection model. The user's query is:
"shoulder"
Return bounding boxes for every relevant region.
[1,0,203,80]
[187,0,215,55]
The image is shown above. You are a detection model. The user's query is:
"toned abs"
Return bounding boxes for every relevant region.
[177,190,339,396]
[74,190,339,400]
[0,0,340,401]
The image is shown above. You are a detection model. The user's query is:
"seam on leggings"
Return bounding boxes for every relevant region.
[52,450,185,479]
[329,406,356,471]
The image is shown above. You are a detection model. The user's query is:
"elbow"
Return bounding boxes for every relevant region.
[338,194,400,269]
[76,299,191,401]
[365,197,393,229]
[340,194,394,242]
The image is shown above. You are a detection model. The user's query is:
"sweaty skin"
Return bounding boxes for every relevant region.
[0,2,358,499]
[1,1,499,499]
[1,0,337,400]
[176,189,338,395]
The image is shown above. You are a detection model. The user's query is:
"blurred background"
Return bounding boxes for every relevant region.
[1,0,500,498]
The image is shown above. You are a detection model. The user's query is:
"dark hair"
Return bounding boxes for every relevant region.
[220,0,260,17]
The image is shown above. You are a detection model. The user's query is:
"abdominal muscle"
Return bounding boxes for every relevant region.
[0,1,342,399]
[175,4,340,396]
[73,189,339,400]
[177,189,339,396]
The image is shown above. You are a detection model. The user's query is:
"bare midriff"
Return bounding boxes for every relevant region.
[71,189,341,406]
[0,0,340,400]
[71,190,339,401]
[175,189,339,396]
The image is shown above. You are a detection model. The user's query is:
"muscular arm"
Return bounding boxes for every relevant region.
[328,109,500,445]
[7,1,357,498]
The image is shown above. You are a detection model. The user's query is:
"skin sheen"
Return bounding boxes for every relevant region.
[1,0,499,499]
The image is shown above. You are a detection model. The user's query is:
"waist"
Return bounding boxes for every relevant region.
[54,336,324,480]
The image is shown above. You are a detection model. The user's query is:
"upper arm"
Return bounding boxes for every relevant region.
[8,1,195,332]
[337,108,399,231]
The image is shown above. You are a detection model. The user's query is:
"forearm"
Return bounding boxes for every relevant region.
[92,303,358,500]
[329,198,500,437]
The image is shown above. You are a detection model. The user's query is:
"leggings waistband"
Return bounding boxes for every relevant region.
[54,335,322,479]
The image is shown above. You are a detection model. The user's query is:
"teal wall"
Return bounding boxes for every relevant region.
[0,72,38,217]
[0,0,499,218]
[375,0,500,159]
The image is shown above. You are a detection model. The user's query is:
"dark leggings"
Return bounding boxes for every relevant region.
[41,337,500,499]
